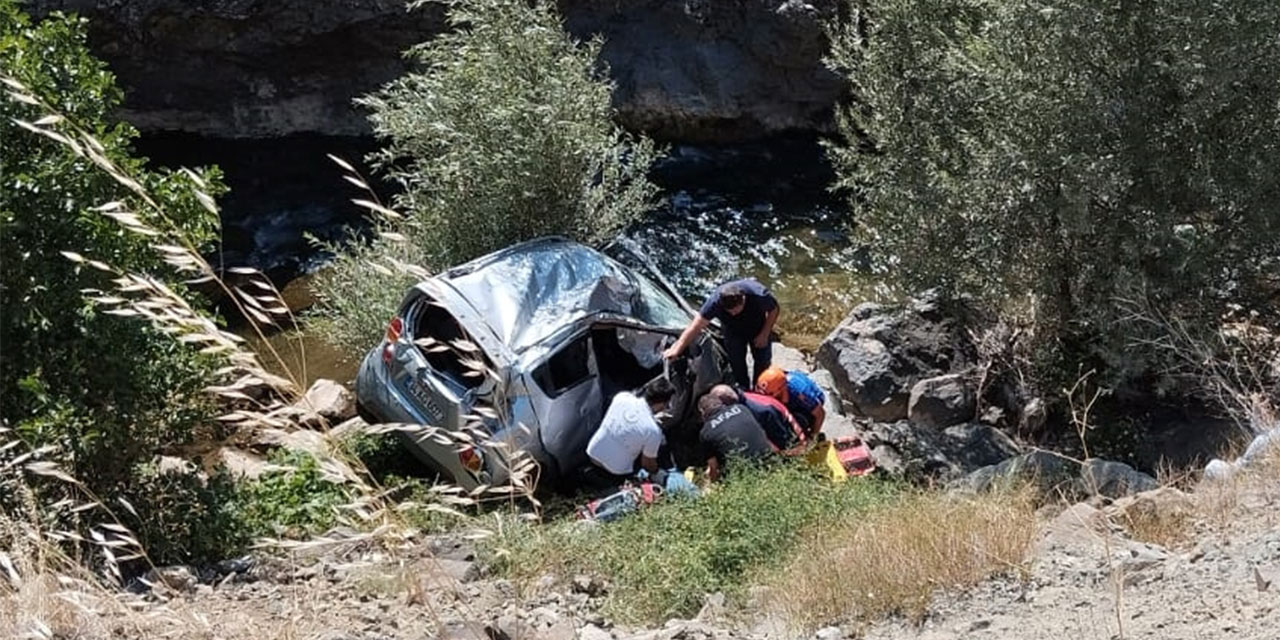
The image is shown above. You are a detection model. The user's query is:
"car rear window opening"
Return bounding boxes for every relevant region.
[412,300,487,389]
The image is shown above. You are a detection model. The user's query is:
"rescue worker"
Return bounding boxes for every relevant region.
[696,393,776,482]
[755,367,826,438]
[707,384,805,451]
[586,377,675,478]
[662,278,779,388]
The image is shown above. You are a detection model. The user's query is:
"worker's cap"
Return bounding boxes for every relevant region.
[755,367,789,403]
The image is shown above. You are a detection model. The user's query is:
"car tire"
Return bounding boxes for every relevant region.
[355,400,380,424]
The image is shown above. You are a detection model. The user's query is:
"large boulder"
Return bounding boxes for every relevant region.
[908,373,976,428]
[953,450,1079,495]
[1081,459,1159,498]
[862,420,1019,482]
[808,367,845,418]
[817,291,976,421]
[956,452,1158,499]
[770,342,809,373]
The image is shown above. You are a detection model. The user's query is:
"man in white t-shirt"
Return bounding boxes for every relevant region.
[586,377,676,477]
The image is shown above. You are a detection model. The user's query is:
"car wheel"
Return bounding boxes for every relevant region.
[355,400,379,424]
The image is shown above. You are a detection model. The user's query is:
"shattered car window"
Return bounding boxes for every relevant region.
[629,276,688,331]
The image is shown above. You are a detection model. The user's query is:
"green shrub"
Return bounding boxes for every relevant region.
[118,465,250,567]
[828,0,1280,397]
[1,2,230,560]
[312,0,659,353]
[343,431,426,482]
[486,463,898,623]
[234,450,353,538]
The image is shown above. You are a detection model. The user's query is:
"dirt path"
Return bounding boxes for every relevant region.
[863,478,1279,640]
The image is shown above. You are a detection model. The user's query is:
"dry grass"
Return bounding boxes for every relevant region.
[1195,443,1280,539]
[762,486,1037,632]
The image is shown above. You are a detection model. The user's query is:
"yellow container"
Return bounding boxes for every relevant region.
[805,440,849,483]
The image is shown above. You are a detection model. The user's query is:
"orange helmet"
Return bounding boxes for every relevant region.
[755,367,789,403]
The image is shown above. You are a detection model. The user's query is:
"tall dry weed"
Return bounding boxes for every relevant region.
[763,487,1037,631]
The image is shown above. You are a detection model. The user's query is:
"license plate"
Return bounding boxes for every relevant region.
[404,377,446,425]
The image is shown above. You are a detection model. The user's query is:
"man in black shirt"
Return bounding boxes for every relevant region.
[697,394,777,481]
[663,278,780,388]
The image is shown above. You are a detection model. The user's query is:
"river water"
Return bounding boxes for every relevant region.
[141,133,876,385]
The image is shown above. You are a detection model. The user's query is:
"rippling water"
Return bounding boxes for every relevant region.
[627,191,872,352]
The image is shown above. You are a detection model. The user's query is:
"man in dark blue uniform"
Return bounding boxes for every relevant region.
[662,278,780,388]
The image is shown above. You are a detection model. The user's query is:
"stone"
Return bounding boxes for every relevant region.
[142,565,198,592]
[256,428,329,457]
[419,558,479,586]
[572,574,608,597]
[1081,459,1158,498]
[156,455,195,475]
[1036,502,1110,556]
[817,290,976,422]
[1107,487,1193,531]
[863,420,1019,483]
[908,373,976,428]
[869,444,904,476]
[329,416,370,440]
[958,452,1159,500]
[489,613,536,640]
[771,342,809,373]
[808,367,846,417]
[959,450,1080,495]
[439,622,490,640]
[215,446,269,480]
[1119,543,1170,574]
[814,626,843,640]
[579,624,613,640]
[940,423,1020,470]
[543,620,578,640]
[300,378,356,423]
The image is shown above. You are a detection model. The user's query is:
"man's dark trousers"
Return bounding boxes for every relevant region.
[723,329,772,389]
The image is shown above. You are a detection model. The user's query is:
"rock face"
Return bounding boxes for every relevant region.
[28,0,845,143]
[817,291,977,422]
[29,1,448,138]
[562,0,844,142]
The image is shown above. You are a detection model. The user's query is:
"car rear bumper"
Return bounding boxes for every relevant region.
[356,347,487,490]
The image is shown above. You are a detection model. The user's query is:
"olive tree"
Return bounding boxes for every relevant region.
[829,0,1280,395]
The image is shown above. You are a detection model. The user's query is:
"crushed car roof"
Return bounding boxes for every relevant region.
[436,238,689,353]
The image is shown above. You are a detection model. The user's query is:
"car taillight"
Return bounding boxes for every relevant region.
[381,316,404,364]
[458,446,483,473]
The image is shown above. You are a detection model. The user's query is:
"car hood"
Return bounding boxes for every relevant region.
[435,238,691,356]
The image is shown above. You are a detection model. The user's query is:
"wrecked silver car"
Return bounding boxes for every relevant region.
[355,237,729,489]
